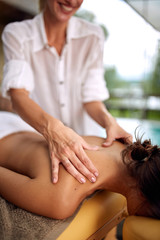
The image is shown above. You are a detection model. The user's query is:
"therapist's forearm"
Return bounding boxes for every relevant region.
[9,88,61,135]
[84,101,116,129]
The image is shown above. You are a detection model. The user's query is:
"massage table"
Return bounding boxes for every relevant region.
[0,190,127,240]
[123,215,160,240]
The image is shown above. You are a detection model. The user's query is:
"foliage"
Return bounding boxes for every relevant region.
[143,42,160,96]
[150,44,160,95]
[104,66,131,90]
[75,9,95,22]
[75,9,109,40]
[107,108,160,120]
[104,66,117,90]
[104,66,160,121]
[75,8,160,120]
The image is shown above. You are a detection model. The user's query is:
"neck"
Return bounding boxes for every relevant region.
[103,165,133,197]
[43,9,67,54]
[101,165,145,216]
[109,165,146,216]
[97,149,138,204]
[77,138,146,216]
[97,146,132,197]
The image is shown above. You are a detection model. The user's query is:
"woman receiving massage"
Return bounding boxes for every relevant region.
[0,112,160,220]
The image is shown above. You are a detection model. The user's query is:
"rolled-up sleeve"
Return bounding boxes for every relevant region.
[1,24,34,98]
[82,68,109,102]
[82,27,109,103]
[2,60,34,98]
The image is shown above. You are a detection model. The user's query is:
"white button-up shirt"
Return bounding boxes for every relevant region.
[1,13,109,136]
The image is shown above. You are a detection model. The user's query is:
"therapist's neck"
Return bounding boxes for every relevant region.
[43,8,68,40]
[43,11,67,55]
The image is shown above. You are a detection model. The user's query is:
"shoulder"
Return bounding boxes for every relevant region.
[2,14,40,41]
[83,136,105,147]
[68,16,105,41]
[83,136,125,150]
[3,19,31,36]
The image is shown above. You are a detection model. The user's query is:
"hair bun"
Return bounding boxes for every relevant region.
[131,146,149,162]
[131,139,159,163]
[142,139,151,148]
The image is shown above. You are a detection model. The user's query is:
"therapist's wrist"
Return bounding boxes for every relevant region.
[41,113,64,137]
[103,113,116,129]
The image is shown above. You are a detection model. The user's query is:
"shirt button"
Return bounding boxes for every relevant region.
[60,103,65,107]
[59,81,64,84]
[45,44,50,49]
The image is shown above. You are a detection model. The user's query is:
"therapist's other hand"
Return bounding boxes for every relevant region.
[102,119,133,147]
[44,120,99,184]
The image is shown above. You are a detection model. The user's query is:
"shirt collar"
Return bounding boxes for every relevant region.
[67,16,100,42]
[33,12,48,52]
[33,14,100,52]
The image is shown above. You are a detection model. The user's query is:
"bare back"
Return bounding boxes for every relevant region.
[0,132,125,219]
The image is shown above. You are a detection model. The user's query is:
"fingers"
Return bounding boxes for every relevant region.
[47,128,99,184]
[83,143,99,151]
[102,134,133,147]
[62,157,86,184]
[60,140,99,182]
[62,155,97,184]
[50,151,60,183]
[76,148,99,178]
[125,134,133,144]
[102,139,113,147]
[103,122,133,147]
[102,135,114,147]
[72,152,98,182]
[80,141,99,175]
[50,147,97,184]
[117,135,133,145]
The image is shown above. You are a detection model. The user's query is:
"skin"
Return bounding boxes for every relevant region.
[7,0,132,185]
[0,132,144,219]
[43,0,84,55]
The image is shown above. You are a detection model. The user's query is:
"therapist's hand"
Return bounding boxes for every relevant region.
[44,119,99,184]
[102,119,133,147]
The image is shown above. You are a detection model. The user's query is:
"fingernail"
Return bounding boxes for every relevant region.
[53,177,57,183]
[91,177,96,183]
[80,178,86,184]
[103,142,108,146]
[94,145,99,150]
[103,142,110,147]
[94,172,99,177]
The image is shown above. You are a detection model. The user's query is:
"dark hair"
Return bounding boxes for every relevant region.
[122,136,160,219]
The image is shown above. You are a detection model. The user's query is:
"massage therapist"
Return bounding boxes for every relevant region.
[1,0,132,184]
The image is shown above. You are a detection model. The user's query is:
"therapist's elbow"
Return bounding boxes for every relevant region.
[9,88,29,99]
[9,88,29,108]
[84,101,102,116]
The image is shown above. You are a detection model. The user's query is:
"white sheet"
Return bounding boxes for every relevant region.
[0,111,37,139]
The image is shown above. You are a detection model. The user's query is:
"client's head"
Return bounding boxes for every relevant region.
[122,136,160,219]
